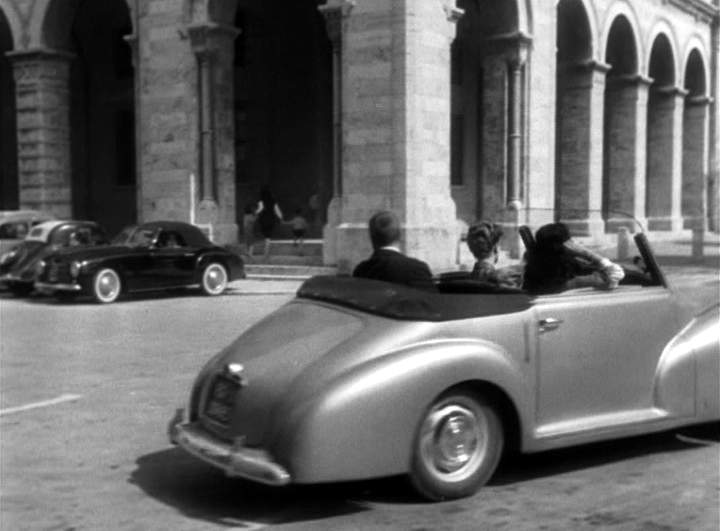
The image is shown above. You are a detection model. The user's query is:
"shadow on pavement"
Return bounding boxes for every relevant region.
[491,423,720,487]
[129,447,372,527]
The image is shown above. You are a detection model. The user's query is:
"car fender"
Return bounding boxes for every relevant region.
[194,250,229,280]
[655,303,720,420]
[268,338,528,484]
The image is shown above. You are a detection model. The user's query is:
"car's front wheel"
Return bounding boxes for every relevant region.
[200,262,228,296]
[92,268,122,304]
[409,388,504,501]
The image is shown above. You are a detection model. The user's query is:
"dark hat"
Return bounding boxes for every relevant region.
[535,223,571,250]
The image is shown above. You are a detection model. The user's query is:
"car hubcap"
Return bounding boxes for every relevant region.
[97,271,119,300]
[420,404,486,481]
[204,265,227,293]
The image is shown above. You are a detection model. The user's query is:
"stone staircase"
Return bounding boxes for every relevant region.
[235,239,338,280]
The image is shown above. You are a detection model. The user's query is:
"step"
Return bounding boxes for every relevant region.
[245,263,337,280]
[262,239,323,257]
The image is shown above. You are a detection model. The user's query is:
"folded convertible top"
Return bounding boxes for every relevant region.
[297,275,531,321]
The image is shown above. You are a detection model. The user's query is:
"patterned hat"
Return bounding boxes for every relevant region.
[467,221,503,259]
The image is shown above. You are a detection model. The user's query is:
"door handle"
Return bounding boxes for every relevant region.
[538,317,563,333]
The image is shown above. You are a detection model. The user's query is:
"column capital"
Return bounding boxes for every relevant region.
[6,47,74,63]
[186,23,240,58]
[652,84,689,97]
[318,0,355,46]
[442,2,465,23]
[575,59,611,73]
[123,33,139,69]
[606,73,654,90]
[486,31,533,65]
[687,95,714,106]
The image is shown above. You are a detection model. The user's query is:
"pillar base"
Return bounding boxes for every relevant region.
[606,216,647,234]
[683,216,707,231]
[647,216,684,232]
[558,215,606,238]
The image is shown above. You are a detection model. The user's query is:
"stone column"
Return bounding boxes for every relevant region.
[682,96,711,229]
[556,60,609,235]
[8,49,73,218]
[646,85,686,231]
[329,0,462,271]
[187,23,240,244]
[604,74,651,232]
[319,0,353,266]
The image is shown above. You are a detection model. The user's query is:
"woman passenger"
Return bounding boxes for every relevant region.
[466,221,521,288]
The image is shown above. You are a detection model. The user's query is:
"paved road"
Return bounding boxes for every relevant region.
[1,278,718,530]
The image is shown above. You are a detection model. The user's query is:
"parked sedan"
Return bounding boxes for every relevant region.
[0,220,108,296]
[35,221,245,303]
[0,209,54,255]
[168,228,719,501]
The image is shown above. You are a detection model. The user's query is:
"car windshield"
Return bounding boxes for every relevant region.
[112,226,158,247]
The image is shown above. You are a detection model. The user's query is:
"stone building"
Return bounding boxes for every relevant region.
[0,0,718,270]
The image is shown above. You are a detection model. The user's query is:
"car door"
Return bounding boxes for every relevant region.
[532,285,681,435]
[149,230,197,286]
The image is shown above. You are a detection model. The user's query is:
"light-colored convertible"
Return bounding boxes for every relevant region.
[168,229,719,501]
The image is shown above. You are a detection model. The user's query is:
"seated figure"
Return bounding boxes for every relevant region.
[466,221,521,289]
[522,222,625,294]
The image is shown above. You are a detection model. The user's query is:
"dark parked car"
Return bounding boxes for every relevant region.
[35,221,245,303]
[0,220,108,296]
[169,223,719,501]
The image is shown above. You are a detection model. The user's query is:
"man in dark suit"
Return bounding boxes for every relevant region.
[353,211,435,290]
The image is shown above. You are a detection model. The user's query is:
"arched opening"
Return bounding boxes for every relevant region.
[0,8,17,209]
[70,0,136,235]
[602,15,641,230]
[452,0,520,223]
[233,1,332,239]
[646,33,680,231]
[555,0,597,234]
[682,49,709,229]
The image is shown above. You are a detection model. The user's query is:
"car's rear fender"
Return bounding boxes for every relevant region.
[194,251,238,282]
[269,339,529,484]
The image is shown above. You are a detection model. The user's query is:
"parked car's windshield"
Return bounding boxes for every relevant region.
[112,226,158,247]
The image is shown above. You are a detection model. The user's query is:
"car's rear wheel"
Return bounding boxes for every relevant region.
[200,262,228,296]
[92,268,121,304]
[409,388,503,501]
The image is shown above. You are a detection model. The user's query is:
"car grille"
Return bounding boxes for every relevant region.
[203,375,241,426]
[46,260,72,283]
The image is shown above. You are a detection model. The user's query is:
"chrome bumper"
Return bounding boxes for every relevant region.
[35,281,82,292]
[169,414,291,486]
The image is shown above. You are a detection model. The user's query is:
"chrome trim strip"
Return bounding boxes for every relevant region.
[172,422,291,486]
[34,281,82,292]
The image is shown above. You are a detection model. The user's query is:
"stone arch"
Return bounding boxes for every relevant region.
[645,32,682,231]
[554,0,603,234]
[0,1,23,49]
[646,20,680,83]
[0,4,17,208]
[601,3,642,75]
[450,0,526,224]
[232,1,333,238]
[601,12,645,230]
[681,47,710,229]
[682,36,709,96]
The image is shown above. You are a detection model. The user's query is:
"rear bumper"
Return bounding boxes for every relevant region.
[168,412,290,486]
[35,281,82,292]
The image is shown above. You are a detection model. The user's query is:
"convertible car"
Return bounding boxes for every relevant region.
[168,228,719,501]
[0,220,108,296]
[0,209,54,255]
[35,221,245,303]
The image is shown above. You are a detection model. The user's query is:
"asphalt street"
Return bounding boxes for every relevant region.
[0,273,718,530]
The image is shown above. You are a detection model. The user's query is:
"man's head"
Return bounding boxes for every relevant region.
[368,210,401,250]
[466,221,503,261]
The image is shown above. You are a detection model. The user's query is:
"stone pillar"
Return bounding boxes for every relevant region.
[187,23,240,244]
[8,49,73,218]
[319,0,353,266]
[329,0,462,271]
[556,60,608,235]
[682,96,711,229]
[604,75,651,232]
[646,86,686,231]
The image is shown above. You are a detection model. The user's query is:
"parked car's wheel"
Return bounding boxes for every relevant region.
[410,389,504,501]
[200,262,228,296]
[92,268,121,304]
[9,283,33,297]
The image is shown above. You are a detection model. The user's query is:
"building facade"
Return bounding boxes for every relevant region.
[0,0,718,270]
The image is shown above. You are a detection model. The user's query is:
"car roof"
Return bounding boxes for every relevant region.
[25,220,99,242]
[138,221,212,247]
